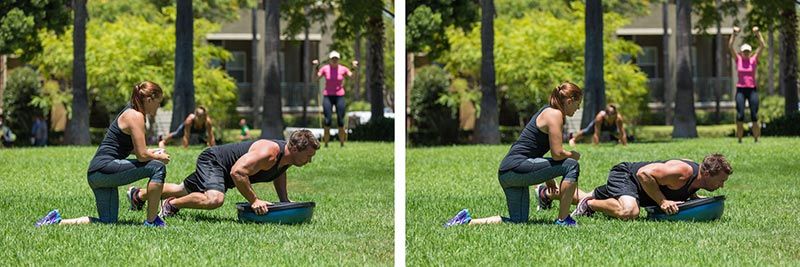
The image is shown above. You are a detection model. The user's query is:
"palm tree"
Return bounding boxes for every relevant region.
[65,0,90,145]
[172,0,195,131]
[582,0,605,128]
[672,0,697,138]
[780,5,798,116]
[475,0,500,144]
[260,0,285,139]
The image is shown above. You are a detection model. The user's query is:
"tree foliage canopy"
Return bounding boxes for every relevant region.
[441,2,648,120]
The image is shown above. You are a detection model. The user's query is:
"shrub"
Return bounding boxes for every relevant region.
[409,65,459,145]
[349,117,393,141]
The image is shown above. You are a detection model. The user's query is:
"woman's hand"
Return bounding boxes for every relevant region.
[312,59,319,65]
[569,150,581,161]
[733,26,740,34]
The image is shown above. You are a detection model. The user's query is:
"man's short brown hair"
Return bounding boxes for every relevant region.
[701,153,733,176]
[288,129,320,152]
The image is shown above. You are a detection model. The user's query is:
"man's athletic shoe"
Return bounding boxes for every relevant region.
[536,184,553,211]
[127,186,145,211]
[570,196,595,217]
[159,197,180,218]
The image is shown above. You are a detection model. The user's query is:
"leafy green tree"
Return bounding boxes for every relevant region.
[32,11,237,129]
[0,0,71,59]
[442,3,648,123]
[2,66,43,142]
[406,0,479,59]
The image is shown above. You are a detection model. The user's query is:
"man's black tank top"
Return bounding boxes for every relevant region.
[210,140,290,189]
[627,159,700,206]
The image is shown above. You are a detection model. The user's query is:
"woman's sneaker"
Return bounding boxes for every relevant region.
[35,209,62,227]
[444,209,472,228]
[127,186,145,211]
[554,215,577,227]
[143,216,166,227]
[536,184,553,211]
[159,197,180,217]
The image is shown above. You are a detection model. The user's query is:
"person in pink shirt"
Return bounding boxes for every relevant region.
[313,51,358,147]
[729,26,766,143]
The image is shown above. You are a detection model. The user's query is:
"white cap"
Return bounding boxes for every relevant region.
[741,44,752,52]
[328,51,341,59]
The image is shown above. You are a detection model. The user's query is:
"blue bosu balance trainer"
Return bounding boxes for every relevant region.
[236,201,316,224]
[645,195,726,222]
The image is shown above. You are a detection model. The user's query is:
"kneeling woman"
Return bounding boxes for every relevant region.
[36,81,171,227]
[446,82,584,226]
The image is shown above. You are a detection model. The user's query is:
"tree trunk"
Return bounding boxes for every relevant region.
[406,52,414,130]
[582,0,605,128]
[172,0,195,131]
[475,0,500,144]
[367,14,385,122]
[354,32,362,101]
[252,7,259,120]
[65,0,90,145]
[768,28,775,95]
[781,6,798,115]
[663,1,673,125]
[260,0,284,139]
[0,55,6,110]
[302,7,310,127]
[714,0,722,123]
[672,0,697,138]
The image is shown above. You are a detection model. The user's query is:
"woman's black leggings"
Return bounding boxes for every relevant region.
[323,95,346,127]
[735,87,759,122]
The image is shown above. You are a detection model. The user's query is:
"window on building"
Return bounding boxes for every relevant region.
[637,46,658,78]
[226,51,247,83]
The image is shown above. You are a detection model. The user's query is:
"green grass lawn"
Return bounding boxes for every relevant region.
[0,142,393,265]
[408,137,800,265]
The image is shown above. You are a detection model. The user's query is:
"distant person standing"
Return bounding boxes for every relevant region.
[729,26,766,143]
[313,51,358,148]
[31,115,48,147]
[239,118,252,141]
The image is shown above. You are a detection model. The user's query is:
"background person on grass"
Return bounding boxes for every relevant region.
[129,130,319,217]
[239,118,252,141]
[569,154,732,220]
[729,26,766,143]
[569,104,628,146]
[313,51,358,148]
[35,81,171,227]
[445,82,584,227]
[159,106,216,149]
